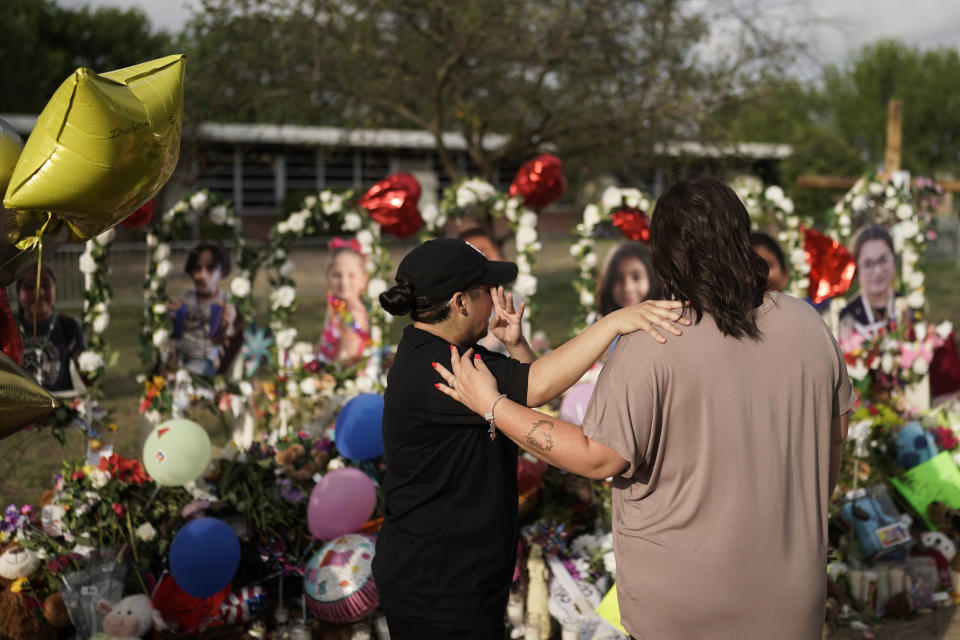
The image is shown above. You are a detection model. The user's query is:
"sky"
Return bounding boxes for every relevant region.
[61,0,960,67]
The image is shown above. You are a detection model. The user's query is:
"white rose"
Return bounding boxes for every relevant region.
[518,211,538,229]
[156,260,171,278]
[797,277,810,290]
[781,198,795,215]
[356,229,374,251]
[515,226,537,248]
[327,198,343,214]
[343,212,363,231]
[78,351,104,373]
[320,191,332,204]
[600,186,622,211]
[238,381,253,397]
[146,234,158,247]
[300,377,318,397]
[287,212,307,233]
[78,253,97,274]
[503,198,520,222]
[286,380,300,398]
[231,277,251,298]
[790,248,806,267]
[153,244,170,262]
[456,186,478,208]
[513,274,538,297]
[277,221,290,235]
[764,185,784,203]
[913,357,930,376]
[88,468,110,489]
[420,203,439,226]
[884,198,899,211]
[583,204,601,229]
[867,182,884,196]
[880,352,895,374]
[279,259,295,277]
[189,191,208,210]
[92,314,109,334]
[838,213,851,228]
[173,201,188,214]
[135,522,157,542]
[847,360,869,381]
[584,252,597,268]
[367,278,388,300]
[898,220,919,239]
[355,375,375,394]
[936,321,954,340]
[579,289,595,306]
[909,272,925,289]
[786,216,799,229]
[272,286,296,309]
[852,194,867,211]
[896,203,914,220]
[209,205,229,225]
[621,188,642,208]
[603,550,617,576]
[304,195,318,208]
[153,329,169,347]
[276,328,297,351]
[907,291,925,309]
[152,303,167,315]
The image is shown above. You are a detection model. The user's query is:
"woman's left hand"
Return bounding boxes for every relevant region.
[433,345,502,417]
[488,286,526,347]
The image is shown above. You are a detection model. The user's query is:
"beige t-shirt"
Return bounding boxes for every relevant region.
[582,292,856,640]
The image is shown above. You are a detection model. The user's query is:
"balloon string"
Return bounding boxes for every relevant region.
[8,212,52,335]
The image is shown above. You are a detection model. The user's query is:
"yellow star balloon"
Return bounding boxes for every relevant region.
[0,353,56,439]
[3,54,185,240]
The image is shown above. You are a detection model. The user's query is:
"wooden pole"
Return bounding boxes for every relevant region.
[885,98,903,176]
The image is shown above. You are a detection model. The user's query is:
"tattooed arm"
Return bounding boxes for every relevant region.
[433,346,628,479]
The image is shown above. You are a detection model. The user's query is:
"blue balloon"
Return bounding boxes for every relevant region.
[169,517,241,598]
[335,393,385,461]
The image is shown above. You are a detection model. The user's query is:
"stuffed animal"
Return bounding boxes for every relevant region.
[89,594,166,640]
[0,543,58,640]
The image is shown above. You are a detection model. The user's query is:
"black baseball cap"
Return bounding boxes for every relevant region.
[396,238,518,309]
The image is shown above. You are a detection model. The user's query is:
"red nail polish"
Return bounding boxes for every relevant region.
[474,354,481,360]
[432,362,438,369]
[434,383,441,389]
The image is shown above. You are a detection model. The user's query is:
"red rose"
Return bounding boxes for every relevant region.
[934,426,959,451]
[112,502,126,518]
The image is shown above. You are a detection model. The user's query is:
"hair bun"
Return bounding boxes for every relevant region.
[379,280,415,316]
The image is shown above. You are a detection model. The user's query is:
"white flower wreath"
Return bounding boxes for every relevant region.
[141,189,257,378]
[266,190,393,382]
[78,227,116,386]
[826,171,928,309]
[570,186,652,334]
[736,184,812,300]
[427,177,541,301]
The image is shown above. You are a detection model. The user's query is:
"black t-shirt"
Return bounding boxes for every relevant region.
[373,325,531,629]
[18,312,85,391]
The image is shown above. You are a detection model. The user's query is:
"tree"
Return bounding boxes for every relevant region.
[0,0,171,113]
[823,40,960,175]
[182,0,809,184]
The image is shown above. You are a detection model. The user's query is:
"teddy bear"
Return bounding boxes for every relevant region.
[88,594,166,640]
[0,542,60,640]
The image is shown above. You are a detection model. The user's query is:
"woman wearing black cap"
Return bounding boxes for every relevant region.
[373,238,686,638]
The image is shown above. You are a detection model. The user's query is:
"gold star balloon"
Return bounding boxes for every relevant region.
[3,54,185,241]
[0,353,56,439]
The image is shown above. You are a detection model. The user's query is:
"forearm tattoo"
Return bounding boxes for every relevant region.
[525,419,555,452]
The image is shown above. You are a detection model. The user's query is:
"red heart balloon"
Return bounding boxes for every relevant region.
[0,289,23,365]
[120,199,155,228]
[610,207,651,243]
[509,154,566,209]
[802,226,856,304]
[359,173,423,238]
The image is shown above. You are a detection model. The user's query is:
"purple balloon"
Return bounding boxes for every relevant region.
[559,382,596,424]
[308,468,377,540]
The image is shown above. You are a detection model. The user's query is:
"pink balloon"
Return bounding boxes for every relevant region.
[559,382,596,424]
[308,468,377,540]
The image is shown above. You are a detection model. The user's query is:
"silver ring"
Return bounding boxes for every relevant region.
[450,378,456,388]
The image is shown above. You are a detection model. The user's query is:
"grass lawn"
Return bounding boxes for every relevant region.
[1,241,958,507]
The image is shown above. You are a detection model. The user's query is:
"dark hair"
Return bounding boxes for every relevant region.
[185,241,231,278]
[597,241,662,316]
[750,232,787,272]
[651,174,768,340]
[852,225,894,263]
[379,280,487,324]
[15,264,56,293]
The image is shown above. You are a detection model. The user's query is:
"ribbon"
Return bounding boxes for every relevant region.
[242,324,274,377]
[328,237,363,255]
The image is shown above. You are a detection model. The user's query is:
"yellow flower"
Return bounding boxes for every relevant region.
[10,577,27,593]
[152,375,166,391]
[108,422,118,432]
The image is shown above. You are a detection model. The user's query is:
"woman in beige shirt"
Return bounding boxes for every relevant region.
[436,174,854,640]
